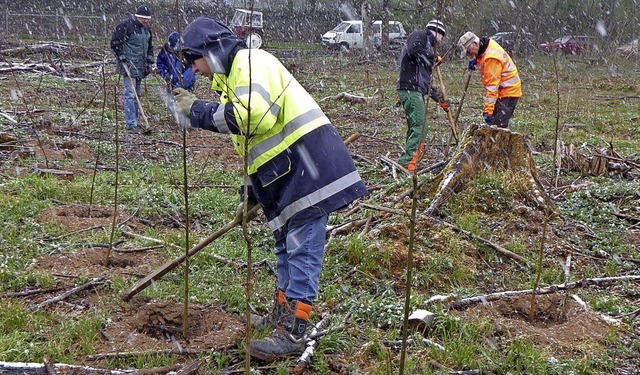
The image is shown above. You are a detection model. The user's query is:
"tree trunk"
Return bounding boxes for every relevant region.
[361,1,372,60]
[380,0,390,53]
[424,125,551,215]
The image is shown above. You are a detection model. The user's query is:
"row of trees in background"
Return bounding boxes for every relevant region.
[3,0,638,52]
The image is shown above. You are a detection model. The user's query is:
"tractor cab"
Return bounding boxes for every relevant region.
[230,8,264,49]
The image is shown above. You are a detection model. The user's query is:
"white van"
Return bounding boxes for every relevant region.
[321,20,407,50]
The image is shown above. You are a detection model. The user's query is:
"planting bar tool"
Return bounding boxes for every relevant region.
[121,204,261,301]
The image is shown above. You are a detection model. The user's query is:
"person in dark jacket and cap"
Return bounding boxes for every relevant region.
[157,32,195,118]
[396,19,449,171]
[172,17,368,362]
[110,5,155,132]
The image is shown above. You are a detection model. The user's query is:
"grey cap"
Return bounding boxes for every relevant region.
[457,31,478,57]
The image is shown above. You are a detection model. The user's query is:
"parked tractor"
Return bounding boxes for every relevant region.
[230,8,264,49]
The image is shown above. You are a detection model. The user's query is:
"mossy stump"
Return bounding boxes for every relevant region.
[424,124,551,215]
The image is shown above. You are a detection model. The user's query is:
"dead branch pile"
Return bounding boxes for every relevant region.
[556,141,640,178]
[0,60,108,77]
[0,42,73,56]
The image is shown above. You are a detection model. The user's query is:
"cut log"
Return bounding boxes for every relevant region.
[424,124,550,215]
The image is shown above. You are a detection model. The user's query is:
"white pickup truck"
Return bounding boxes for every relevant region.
[321,20,407,50]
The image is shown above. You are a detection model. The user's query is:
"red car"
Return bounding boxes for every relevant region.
[538,35,595,55]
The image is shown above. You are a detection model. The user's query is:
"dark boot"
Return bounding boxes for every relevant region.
[250,289,286,330]
[249,300,312,362]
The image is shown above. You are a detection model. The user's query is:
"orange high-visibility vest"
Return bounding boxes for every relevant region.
[477,39,522,115]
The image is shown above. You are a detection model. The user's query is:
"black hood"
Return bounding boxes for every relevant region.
[180,16,246,75]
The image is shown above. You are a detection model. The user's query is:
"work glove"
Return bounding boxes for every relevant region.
[438,98,451,112]
[172,88,198,131]
[484,114,494,124]
[434,55,444,67]
[468,59,477,71]
[145,63,156,76]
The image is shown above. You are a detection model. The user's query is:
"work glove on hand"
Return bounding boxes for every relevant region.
[117,55,128,67]
[438,98,451,112]
[468,59,477,71]
[172,88,198,132]
[484,114,494,124]
[434,55,444,67]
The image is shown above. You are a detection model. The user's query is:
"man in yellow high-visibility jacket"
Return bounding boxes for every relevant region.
[458,31,522,128]
[172,17,368,362]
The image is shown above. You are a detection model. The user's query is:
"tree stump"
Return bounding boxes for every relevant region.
[424,124,551,215]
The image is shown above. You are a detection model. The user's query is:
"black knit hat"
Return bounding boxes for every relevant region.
[135,5,152,19]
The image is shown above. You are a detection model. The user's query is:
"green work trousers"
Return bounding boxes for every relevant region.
[397,90,426,169]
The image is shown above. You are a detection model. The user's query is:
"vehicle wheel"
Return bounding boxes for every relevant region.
[340,42,350,51]
[245,32,262,49]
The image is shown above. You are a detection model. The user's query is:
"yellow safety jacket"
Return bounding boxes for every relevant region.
[210,49,330,175]
[477,39,522,115]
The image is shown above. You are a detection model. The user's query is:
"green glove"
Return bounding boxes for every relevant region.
[172,88,197,131]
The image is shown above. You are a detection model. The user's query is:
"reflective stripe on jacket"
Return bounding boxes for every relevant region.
[212,49,331,175]
[189,49,368,240]
[477,39,522,115]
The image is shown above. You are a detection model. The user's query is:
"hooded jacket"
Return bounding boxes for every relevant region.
[180,17,368,240]
[156,32,195,90]
[396,30,442,102]
[110,16,154,79]
[474,37,522,115]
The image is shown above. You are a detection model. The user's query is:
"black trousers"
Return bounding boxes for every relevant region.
[493,97,519,128]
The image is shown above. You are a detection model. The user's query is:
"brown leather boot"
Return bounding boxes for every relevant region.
[249,300,312,362]
[250,289,286,330]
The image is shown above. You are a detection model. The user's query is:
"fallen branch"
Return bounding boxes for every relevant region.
[0,361,138,374]
[28,277,105,312]
[447,275,640,310]
[294,314,332,374]
[379,155,410,176]
[174,358,206,375]
[113,245,164,253]
[360,203,404,216]
[384,338,445,351]
[2,286,64,298]
[86,347,213,360]
[433,218,530,267]
[0,111,18,123]
[41,224,105,241]
[613,210,640,223]
[319,88,383,104]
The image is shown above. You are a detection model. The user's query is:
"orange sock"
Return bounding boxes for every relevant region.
[295,301,312,321]
[277,290,286,306]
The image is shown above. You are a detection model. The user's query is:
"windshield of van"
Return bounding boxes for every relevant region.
[332,22,351,32]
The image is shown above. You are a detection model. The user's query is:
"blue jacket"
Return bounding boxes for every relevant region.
[181,17,368,240]
[396,30,442,102]
[156,43,195,90]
